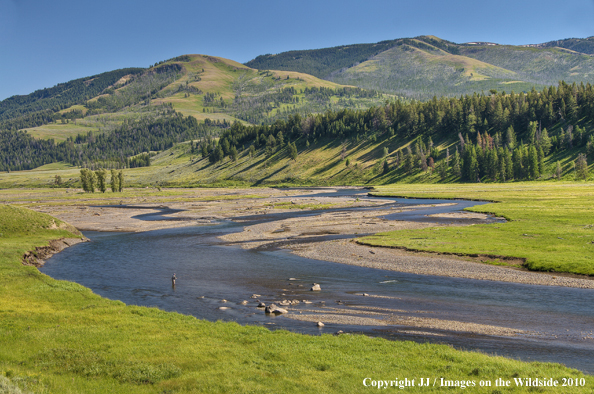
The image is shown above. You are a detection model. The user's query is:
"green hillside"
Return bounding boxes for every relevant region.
[246,35,594,99]
[1,55,389,137]
[0,55,391,171]
[3,82,594,189]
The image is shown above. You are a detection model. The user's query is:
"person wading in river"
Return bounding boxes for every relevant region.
[172,273,177,286]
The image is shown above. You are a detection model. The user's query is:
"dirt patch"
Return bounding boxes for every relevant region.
[22,237,88,267]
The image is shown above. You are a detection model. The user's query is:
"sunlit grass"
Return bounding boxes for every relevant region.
[361,182,594,275]
[1,202,592,392]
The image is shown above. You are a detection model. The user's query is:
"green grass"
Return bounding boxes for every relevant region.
[25,122,98,142]
[1,204,593,393]
[360,182,594,276]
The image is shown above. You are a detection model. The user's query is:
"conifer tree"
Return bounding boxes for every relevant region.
[229,146,238,162]
[539,128,552,155]
[575,154,588,180]
[528,146,540,179]
[505,126,516,149]
[404,146,414,174]
[504,149,514,181]
[555,161,563,179]
[453,149,461,178]
[289,142,298,160]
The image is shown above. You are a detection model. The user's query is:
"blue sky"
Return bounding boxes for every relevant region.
[1,0,593,100]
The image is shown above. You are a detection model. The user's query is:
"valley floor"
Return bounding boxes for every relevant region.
[23,186,594,290]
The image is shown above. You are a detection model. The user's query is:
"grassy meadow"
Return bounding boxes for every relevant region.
[362,182,594,276]
[1,202,593,392]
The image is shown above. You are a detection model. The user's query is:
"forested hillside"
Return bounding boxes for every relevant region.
[0,68,145,128]
[174,81,594,186]
[245,39,405,79]
[0,55,389,148]
[246,36,594,100]
[0,105,217,171]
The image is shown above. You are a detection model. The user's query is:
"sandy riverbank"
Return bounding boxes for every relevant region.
[30,187,594,289]
[23,187,594,338]
[219,200,594,289]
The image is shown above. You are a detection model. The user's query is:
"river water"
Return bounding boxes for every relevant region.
[40,189,594,374]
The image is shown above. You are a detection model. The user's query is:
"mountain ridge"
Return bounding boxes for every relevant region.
[246,35,594,99]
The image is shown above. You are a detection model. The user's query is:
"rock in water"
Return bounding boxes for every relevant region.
[265,304,288,314]
[310,283,321,291]
[265,304,277,314]
[317,322,325,327]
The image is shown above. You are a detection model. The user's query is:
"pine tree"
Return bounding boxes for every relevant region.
[513,148,524,180]
[462,146,478,181]
[505,150,514,181]
[527,121,538,145]
[555,161,563,179]
[453,149,461,178]
[528,145,539,180]
[229,146,238,162]
[498,148,506,182]
[289,142,298,160]
[539,128,552,154]
[437,159,448,181]
[277,131,284,147]
[505,126,516,149]
[404,146,414,174]
[537,147,545,175]
[575,154,588,180]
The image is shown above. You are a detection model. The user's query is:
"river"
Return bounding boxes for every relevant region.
[40,189,594,374]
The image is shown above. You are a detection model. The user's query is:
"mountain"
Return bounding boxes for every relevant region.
[0,54,390,143]
[246,36,594,99]
[529,36,594,55]
[0,54,390,171]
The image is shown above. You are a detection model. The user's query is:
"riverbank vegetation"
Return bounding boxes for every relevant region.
[362,182,594,276]
[1,204,592,393]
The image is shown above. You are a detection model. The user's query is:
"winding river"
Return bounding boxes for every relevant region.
[40,189,594,374]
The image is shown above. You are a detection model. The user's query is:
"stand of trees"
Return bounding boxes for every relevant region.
[80,168,124,192]
[201,81,594,181]
[0,109,214,171]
